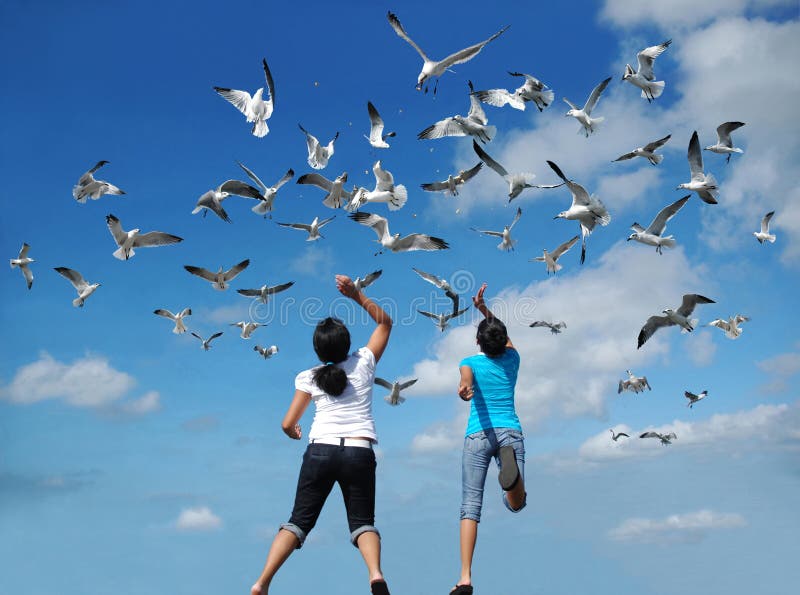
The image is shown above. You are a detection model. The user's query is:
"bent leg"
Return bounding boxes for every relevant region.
[251,528,299,594]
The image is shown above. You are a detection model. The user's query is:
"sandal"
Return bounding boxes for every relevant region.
[371,579,391,595]
[498,445,519,490]
[450,585,474,594]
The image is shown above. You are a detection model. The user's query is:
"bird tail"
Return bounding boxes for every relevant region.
[551,262,563,273]
[322,192,341,209]
[252,119,269,138]
[10,259,18,269]
[650,154,664,165]
[212,282,226,291]
[704,172,718,190]
[660,237,677,249]
[173,321,186,335]
[72,297,84,308]
[73,186,88,203]
[642,80,665,99]
[482,125,497,142]
[113,246,132,260]
[388,185,408,211]
[539,89,555,107]
[251,201,269,215]
[681,318,699,333]
[766,234,776,243]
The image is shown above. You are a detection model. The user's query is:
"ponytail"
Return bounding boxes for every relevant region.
[312,317,351,396]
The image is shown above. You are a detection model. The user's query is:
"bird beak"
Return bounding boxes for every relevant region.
[626,237,632,241]
[552,215,559,220]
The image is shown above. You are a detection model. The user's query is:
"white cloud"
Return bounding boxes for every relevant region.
[289,245,335,277]
[684,329,717,367]
[410,415,467,454]
[757,349,800,394]
[174,506,222,532]
[121,391,162,415]
[200,302,254,326]
[608,509,746,543]
[600,0,792,29]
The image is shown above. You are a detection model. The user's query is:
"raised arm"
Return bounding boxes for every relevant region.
[336,274,393,363]
[473,283,514,349]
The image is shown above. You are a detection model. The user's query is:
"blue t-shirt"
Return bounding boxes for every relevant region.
[459,348,522,436]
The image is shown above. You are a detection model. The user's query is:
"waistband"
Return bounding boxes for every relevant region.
[310,437,373,449]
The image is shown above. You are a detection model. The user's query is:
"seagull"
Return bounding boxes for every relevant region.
[254,344,279,359]
[213,58,275,137]
[412,268,460,312]
[754,211,776,244]
[678,131,719,204]
[73,160,125,203]
[386,11,509,94]
[105,214,182,260]
[192,179,264,223]
[547,161,611,264]
[684,390,708,408]
[420,163,483,196]
[639,431,677,445]
[277,216,336,241]
[191,331,223,351]
[529,321,566,334]
[375,377,418,405]
[708,314,750,340]
[236,162,294,218]
[418,81,496,143]
[299,124,338,170]
[618,370,651,394]
[613,134,671,165]
[563,77,611,137]
[10,243,34,289]
[472,140,536,201]
[297,172,353,209]
[530,235,579,275]
[153,308,192,334]
[231,321,263,339]
[418,307,470,332]
[609,429,630,442]
[236,281,295,304]
[184,259,250,291]
[54,267,101,307]
[622,40,671,102]
[366,101,396,148]
[705,122,745,163]
[346,161,408,212]
[349,211,449,254]
[473,71,555,112]
[627,195,690,254]
[471,207,522,251]
[353,270,383,292]
[637,294,716,349]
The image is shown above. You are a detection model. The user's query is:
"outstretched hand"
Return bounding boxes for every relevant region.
[336,274,358,299]
[472,283,488,309]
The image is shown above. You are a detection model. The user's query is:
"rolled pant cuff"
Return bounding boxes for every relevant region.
[350,525,380,548]
[279,523,307,549]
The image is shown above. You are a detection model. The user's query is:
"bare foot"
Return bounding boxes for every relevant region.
[251,582,266,595]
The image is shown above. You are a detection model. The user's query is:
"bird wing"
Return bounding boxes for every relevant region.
[367,101,385,136]
[529,321,548,328]
[386,12,429,61]
[105,214,128,245]
[318,216,336,228]
[583,77,611,115]
[412,267,444,289]
[459,162,484,183]
[677,294,715,317]
[361,270,383,287]
[643,134,672,152]
[684,391,698,401]
[184,265,217,282]
[277,222,313,232]
[636,40,671,80]
[421,180,449,192]
[262,57,275,109]
[638,315,672,348]
[472,140,509,178]
[273,168,294,189]
[236,161,267,193]
[639,432,660,439]
[617,432,630,438]
[373,161,395,192]
[687,131,704,181]
[154,309,176,320]
[19,243,31,259]
[562,97,578,111]
[179,308,192,317]
[438,25,510,70]
[613,151,638,162]
[267,281,295,294]
[509,207,522,229]
[191,332,204,341]
[707,319,730,332]
[547,161,590,207]
[349,211,390,241]
[761,211,775,233]
[646,195,690,236]
[471,228,504,237]
[54,266,88,291]
[734,314,750,324]
[474,88,517,109]
[395,234,448,252]
[374,377,394,390]
[467,91,489,125]
[418,117,466,140]
[220,179,264,200]
[208,332,224,342]
[134,231,183,248]
[297,173,334,191]
[399,378,418,390]
[417,310,438,320]
[716,121,745,147]
[630,223,646,233]
[236,288,263,297]
[223,259,250,281]
[214,87,252,116]
[446,306,470,320]
[551,235,580,259]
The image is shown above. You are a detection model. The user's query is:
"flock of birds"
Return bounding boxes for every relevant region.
[7,12,778,430]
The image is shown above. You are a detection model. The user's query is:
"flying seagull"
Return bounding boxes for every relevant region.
[277,216,336,241]
[73,160,125,203]
[299,124,338,170]
[184,259,250,291]
[473,71,555,112]
[472,140,536,201]
[54,267,101,307]
[418,81,496,143]
[754,211,776,244]
[349,211,449,254]
[609,429,630,442]
[237,162,294,218]
[191,331,223,351]
[153,308,192,334]
[613,134,671,165]
[236,281,295,304]
[418,307,470,332]
[420,162,483,196]
[366,101,396,148]
[375,377,418,405]
[637,293,716,349]
[192,179,264,223]
[684,390,708,408]
[10,243,34,289]
[640,431,677,445]
[622,40,672,102]
[563,77,611,137]
[412,268,460,312]
[347,161,408,212]
[213,58,275,137]
[677,131,719,204]
[547,161,611,264]
[626,195,690,254]
[529,321,566,334]
[618,370,651,394]
[353,270,383,292]
[297,172,352,209]
[386,11,509,94]
[471,206,522,251]
[231,321,263,339]
[105,214,182,260]
[254,345,279,359]
[530,235,579,275]
[705,122,745,163]
[708,314,750,340]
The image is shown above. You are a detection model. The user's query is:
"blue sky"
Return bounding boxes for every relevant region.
[1,1,799,593]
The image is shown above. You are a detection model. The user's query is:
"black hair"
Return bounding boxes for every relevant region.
[476,318,508,358]
[312,317,351,396]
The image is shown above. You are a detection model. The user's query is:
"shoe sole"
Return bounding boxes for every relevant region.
[498,445,519,490]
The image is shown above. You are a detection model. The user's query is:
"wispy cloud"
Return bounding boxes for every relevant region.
[174,506,222,532]
[609,509,746,543]
[757,348,800,394]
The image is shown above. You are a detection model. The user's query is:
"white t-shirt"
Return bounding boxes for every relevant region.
[294,346,378,443]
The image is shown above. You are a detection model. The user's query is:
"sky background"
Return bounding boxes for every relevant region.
[1,0,799,593]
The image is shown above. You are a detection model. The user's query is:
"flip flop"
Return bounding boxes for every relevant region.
[450,585,473,595]
[371,579,391,595]
[498,445,520,490]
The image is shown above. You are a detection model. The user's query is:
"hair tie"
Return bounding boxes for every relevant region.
[325,361,335,366]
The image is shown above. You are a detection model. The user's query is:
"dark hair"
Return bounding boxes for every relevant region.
[476,318,508,358]
[312,317,351,396]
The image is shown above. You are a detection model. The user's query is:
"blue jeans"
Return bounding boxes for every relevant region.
[461,428,526,522]
[281,443,379,548]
